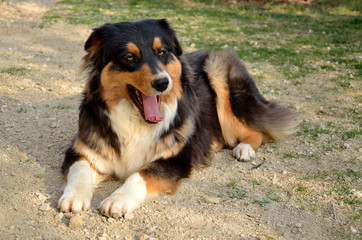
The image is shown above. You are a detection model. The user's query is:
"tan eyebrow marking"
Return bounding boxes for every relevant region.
[153,37,163,51]
[126,42,140,54]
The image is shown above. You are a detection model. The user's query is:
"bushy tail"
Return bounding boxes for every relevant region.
[204,50,301,141]
[257,102,301,140]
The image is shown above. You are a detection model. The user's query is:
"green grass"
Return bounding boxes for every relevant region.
[297,120,361,141]
[41,0,362,83]
[53,105,72,110]
[305,169,361,211]
[227,180,247,200]
[1,67,28,76]
[252,198,270,207]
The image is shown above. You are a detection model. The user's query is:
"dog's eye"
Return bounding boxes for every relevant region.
[158,48,168,57]
[124,53,134,62]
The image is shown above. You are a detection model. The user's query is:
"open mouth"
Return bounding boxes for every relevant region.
[127,85,164,123]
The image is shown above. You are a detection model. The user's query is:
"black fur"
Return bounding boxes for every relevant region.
[61,19,299,199]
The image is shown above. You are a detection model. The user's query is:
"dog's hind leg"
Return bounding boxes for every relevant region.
[204,51,300,161]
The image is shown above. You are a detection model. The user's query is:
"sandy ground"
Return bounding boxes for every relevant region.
[0,0,361,239]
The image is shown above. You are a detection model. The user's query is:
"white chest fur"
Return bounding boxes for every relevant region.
[102,99,177,179]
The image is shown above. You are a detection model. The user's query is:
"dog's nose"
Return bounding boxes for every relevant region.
[151,77,169,92]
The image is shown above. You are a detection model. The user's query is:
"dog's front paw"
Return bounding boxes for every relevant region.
[232,143,256,161]
[99,173,147,218]
[58,191,91,213]
[99,193,142,218]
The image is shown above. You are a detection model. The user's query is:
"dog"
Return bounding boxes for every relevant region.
[58,19,300,218]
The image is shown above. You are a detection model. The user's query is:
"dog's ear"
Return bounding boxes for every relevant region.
[84,31,103,58]
[83,24,115,73]
[84,23,114,57]
[157,19,183,56]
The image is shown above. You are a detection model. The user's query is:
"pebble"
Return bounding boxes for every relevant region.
[246,212,257,218]
[350,226,358,233]
[139,234,151,240]
[97,233,108,240]
[69,215,83,229]
[205,197,220,204]
[35,192,47,202]
[272,175,278,185]
[351,190,362,199]
[38,203,51,211]
[107,217,114,223]
[54,212,63,221]
[124,212,134,220]
[359,148,362,153]
[295,223,302,228]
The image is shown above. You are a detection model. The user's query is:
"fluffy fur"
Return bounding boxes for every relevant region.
[58,19,300,217]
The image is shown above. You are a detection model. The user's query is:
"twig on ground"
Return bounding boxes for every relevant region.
[251,158,266,170]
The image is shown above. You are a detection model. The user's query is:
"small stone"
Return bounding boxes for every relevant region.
[205,197,220,204]
[359,148,362,153]
[246,212,257,218]
[69,215,83,229]
[97,233,108,240]
[35,192,47,202]
[107,217,114,223]
[54,212,63,221]
[139,234,150,240]
[345,177,352,183]
[295,223,302,228]
[124,212,134,220]
[351,190,362,199]
[350,226,358,233]
[272,174,278,185]
[190,43,196,48]
[50,122,57,128]
[9,225,14,230]
[39,203,50,211]
[251,161,257,166]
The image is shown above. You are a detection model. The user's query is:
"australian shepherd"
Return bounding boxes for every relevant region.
[58,19,300,218]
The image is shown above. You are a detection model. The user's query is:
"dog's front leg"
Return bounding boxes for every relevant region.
[58,160,96,212]
[100,150,192,218]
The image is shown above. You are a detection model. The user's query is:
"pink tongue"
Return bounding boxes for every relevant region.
[142,93,163,122]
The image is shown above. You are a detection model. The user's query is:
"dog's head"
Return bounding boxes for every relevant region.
[83,19,183,124]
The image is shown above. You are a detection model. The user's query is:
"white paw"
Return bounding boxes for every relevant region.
[58,190,91,213]
[99,173,147,218]
[100,193,142,218]
[232,143,256,161]
[58,161,93,213]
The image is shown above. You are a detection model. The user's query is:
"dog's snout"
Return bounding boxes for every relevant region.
[151,77,169,92]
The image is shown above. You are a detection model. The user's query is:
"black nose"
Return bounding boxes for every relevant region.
[151,77,169,92]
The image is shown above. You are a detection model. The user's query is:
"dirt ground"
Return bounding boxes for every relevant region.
[0,0,361,239]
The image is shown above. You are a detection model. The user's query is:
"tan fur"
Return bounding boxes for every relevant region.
[100,62,160,110]
[204,51,265,150]
[162,55,182,105]
[126,42,140,55]
[140,174,177,196]
[86,38,102,58]
[153,37,163,51]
